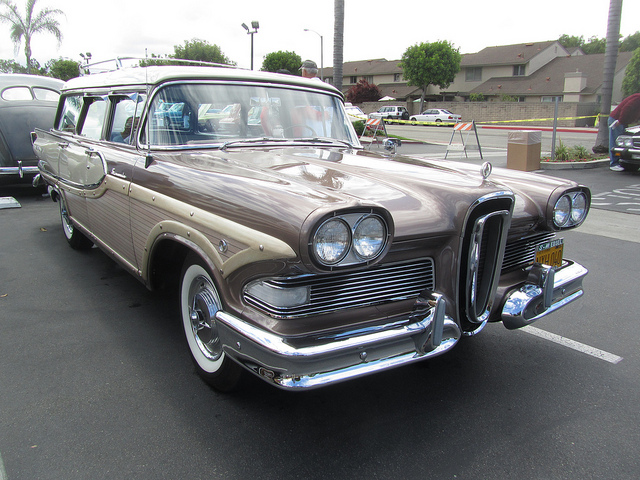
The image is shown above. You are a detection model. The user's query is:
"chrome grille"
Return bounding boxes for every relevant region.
[502,231,556,272]
[245,259,435,318]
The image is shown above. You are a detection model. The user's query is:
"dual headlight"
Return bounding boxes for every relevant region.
[312,213,389,266]
[615,136,634,148]
[553,191,589,228]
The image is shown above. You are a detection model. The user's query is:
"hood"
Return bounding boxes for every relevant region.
[146,147,575,243]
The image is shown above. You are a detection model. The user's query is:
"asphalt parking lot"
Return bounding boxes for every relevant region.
[1,155,639,479]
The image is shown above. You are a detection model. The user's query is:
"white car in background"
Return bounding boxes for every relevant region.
[410,108,461,126]
[344,103,367,123]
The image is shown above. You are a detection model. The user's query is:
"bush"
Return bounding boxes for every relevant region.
[554,140,570,161]
[352,120,365,136]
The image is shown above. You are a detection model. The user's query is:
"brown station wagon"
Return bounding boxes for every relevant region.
[32,65,590,391]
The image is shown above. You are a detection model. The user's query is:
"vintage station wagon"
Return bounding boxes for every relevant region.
[32,65,590,391]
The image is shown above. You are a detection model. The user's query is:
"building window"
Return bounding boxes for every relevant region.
[364,75,373,83]
[394,73,402,82]
[541,96,563,103]
[513,65,525,76]
[465,67,482,82]
[350,76,357,84]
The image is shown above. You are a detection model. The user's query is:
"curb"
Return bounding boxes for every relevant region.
[539,158,609,170]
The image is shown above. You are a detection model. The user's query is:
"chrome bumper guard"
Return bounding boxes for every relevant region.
[215,291,461,389]
[501,260,588,330]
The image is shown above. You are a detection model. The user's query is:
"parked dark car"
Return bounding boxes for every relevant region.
[0,74,63,184]
[32,65,590,391]
[611,124,640,171]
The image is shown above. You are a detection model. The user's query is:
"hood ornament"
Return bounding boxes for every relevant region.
[481,162,492,179]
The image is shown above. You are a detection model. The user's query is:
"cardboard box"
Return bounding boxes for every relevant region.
[507,130,542,171]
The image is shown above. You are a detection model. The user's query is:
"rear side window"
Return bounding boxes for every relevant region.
[80,97,107,140]
[1,86,32,101]
[33,88,60,102]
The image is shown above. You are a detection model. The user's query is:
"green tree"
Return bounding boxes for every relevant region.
[173,38,233,65]
[143,39,234,67]
[261,50,301,75]
[582,35,606,54]
[621,47,640,96]
[400,40,461,111]
[46,57,79,81]
[558,34,584,49]
[0,58,26,72]
[0,0,64,74]
[620,32,640,52]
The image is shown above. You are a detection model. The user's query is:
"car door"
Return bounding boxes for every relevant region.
[80,93,146,271]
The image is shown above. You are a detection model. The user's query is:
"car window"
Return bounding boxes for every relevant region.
[80,97,107,140]
[33,88,60,102]
[110,94,146,144]
[57,94,83,132]
[2,86,33,101]
[143,83,356,148]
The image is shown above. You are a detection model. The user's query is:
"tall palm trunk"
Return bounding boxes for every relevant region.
[333,0,344,93]
[594,0,623,153]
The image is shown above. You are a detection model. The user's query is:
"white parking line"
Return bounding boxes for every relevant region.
[0,450,7,480]
[521,326,623,364]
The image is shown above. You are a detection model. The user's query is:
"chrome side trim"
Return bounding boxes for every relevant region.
[501,260,588,330]
[215,291,462,389]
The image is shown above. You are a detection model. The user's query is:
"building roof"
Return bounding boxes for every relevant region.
[460,40,567,66]
[323,59,402,77]
[468,51,634,97]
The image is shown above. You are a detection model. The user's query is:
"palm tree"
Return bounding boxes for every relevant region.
[0,0,64,74]
[593,0,622,153]
[333,0,344,92]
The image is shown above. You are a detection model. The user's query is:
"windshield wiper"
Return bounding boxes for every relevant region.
[219,137,289,151]
[291,137,355,148]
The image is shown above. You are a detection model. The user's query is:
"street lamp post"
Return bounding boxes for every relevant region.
[304,29,324,81]
[241,21,260,70]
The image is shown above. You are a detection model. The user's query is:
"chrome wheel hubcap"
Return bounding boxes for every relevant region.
[188,276,222,361]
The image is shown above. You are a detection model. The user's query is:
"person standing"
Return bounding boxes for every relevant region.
[300,60,320,80]
[608,93,640,171]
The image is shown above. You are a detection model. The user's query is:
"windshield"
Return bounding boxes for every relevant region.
[142,82,360,149]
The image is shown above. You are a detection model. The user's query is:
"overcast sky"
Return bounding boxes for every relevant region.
[1,0,639,71]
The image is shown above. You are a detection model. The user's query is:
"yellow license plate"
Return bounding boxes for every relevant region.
[535,239,564,268]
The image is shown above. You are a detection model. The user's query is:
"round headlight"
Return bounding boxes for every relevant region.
[570,192,588,224]
[313,218,351,265]
[353,215,386,260]
[553,195,571,227]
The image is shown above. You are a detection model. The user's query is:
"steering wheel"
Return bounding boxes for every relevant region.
[282,124,318,137]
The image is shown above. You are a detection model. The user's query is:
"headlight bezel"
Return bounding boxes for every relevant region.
[308,210,391,268]
[615,135,634,148]
[550,188,590,230]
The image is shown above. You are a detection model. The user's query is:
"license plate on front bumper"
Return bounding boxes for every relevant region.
[535,238,564,268]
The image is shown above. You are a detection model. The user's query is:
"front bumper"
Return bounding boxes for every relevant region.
[501,260,588,330]
[612,146,640,164]
[214,291,461,390]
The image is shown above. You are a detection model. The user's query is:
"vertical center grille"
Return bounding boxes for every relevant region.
[460,196,513,325]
